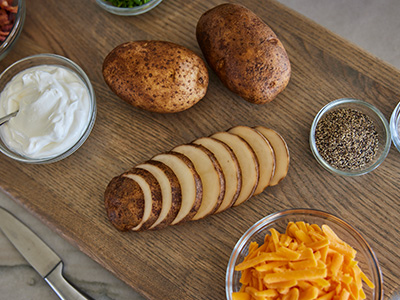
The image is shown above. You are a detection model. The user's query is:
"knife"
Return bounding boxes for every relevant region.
[0,207,91,300]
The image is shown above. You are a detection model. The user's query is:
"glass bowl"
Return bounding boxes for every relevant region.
[226,209,383,300]
[0,0,26,61]
[0,54,97,164]
[310,98,391,176]
[390,102,400,152]
[95,0,163,16]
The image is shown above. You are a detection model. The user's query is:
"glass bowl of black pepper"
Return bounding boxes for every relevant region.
[310,98,391,176]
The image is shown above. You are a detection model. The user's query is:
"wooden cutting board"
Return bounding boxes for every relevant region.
[1,0,400,299]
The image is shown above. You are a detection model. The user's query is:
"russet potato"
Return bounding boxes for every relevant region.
[102,40,209,113]
[104,175,145,231]
[104,126,289,232]
[196,3,291,104]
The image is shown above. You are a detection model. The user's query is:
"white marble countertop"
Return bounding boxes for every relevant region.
[1,1,399,299]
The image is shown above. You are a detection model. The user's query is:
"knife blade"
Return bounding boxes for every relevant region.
[0,207,91,300]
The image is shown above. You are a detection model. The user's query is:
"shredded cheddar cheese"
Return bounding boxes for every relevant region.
[233,222,374,300]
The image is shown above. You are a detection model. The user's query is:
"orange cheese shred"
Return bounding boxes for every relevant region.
[233,223,374,300]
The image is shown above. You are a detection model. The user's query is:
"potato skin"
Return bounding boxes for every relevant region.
[102,41,209,113]
[137,160,182,230]
[104,175,145,231]
[196,4,291,104]
[124,168,163,231]
[156,151,203,225]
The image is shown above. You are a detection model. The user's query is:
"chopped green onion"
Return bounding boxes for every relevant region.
[106,0,151,8]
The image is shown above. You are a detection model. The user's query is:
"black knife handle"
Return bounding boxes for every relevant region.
[45,262,92,300]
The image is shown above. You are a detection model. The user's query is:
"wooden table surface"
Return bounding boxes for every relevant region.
[1,0,399,299]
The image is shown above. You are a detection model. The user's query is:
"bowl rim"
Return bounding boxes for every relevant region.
[390,101,400,151]
[0,53,97,164]
[309,98,391,176]
[95,0,163,16]
[225,208,383,300]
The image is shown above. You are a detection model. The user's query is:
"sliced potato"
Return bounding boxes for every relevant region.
[151,152,202,225]
[228,125,275,195]
[104,125,288,232]
[193,137,241,213]
[211,131,259,206]
[136,160,182,230]
[173,144,225,220]
[123,168,162,231]
[253,126,290,186]
[104,175,145,231]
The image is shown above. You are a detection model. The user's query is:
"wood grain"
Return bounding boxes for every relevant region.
[1,0,399,299]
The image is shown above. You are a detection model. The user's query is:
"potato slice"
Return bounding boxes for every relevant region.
[122,168,163,231]
[228,125,275,195]
[173,144,225,220]
[193,137,241,213]
[104,175,145,231]
[152,152,202,225]
[211,131,259,206]
[136,160,182,230]
[254,126,290,186]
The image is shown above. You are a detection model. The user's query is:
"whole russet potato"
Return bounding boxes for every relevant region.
[196,3,291,104]
[102,41,209,113]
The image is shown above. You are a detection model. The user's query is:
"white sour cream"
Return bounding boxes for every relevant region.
[0,65,91,159]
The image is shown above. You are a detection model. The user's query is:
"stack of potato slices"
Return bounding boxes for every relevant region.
[104,125,290,231]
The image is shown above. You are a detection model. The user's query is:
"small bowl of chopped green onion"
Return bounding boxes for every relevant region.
[96,0,162,16]
[310,98,391,176]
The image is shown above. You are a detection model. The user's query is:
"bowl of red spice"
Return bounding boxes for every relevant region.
[310,98,391,176]
[96,0,162,16]
[0,0,25,61]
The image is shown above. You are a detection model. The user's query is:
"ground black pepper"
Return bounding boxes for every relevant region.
[315,108,379,170]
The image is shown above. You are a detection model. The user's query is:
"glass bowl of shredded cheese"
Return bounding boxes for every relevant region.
[0,0,26,61]
[226,209,383,300]
[310,98,391,176]
[95,0,163,16]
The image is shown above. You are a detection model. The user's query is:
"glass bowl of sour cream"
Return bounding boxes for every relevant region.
[0,53,96,163]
